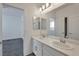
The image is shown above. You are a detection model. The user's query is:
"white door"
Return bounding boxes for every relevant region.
[68,16,79,40]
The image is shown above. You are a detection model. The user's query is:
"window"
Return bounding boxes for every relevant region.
[49,18,55,30]
[3,4,24,39]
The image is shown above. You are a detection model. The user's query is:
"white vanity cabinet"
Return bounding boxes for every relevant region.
[42,44,66,56]
[32,39,42,56]
[32,38,66,56]
[0,45,2,55]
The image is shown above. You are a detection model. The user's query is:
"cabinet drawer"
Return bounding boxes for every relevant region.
[43,44,65,56]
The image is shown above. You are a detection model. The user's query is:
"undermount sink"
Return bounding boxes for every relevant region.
[37,36,47,39]
[52,41,74,50]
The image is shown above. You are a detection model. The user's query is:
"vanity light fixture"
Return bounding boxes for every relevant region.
[40,3,51,12]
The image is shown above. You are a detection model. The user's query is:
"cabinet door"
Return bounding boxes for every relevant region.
[33,39,42,56]
[68,16,79,40]
[0,45,2,56]
[43,44,65,56]
[43,48,52,56]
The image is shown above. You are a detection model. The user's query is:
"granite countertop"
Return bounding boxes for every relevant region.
[32,36,79,56]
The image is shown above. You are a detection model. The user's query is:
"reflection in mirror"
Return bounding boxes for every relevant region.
[47,4,79,40]
[49,18,55,31]
[33,17,40,30]
[41,18,47,30]
[33,17,47,30]
[48,17,55,36]
[32,16,47,37]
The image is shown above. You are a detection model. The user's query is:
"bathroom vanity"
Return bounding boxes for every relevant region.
[32,36,79,56]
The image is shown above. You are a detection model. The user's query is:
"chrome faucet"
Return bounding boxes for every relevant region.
[60,35,69,44]
[60,39,66,44]
[64,36,69,39]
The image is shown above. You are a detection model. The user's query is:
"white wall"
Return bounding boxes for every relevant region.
[23,5,35,55]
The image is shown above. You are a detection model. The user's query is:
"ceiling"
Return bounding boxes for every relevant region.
[4,3,45,9]
[32,3,45,8]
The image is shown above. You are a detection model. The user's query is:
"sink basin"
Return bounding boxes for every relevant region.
[37,36,48,40]
[52,41,74,50]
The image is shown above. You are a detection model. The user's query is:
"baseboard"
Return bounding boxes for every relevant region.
[26,52,35,56]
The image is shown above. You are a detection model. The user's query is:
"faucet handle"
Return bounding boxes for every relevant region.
[66,35,69,39]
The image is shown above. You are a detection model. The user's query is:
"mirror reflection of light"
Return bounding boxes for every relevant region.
[40,7,42,12]
[33,16,37,19]
[50,20,54,30]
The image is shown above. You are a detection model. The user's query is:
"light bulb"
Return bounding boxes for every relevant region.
[42,5,45,10]
[33,16,36,19]
[40,7,42,12]
[46,3,50,8]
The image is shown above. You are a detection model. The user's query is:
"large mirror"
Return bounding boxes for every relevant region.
[46,4,79,40]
